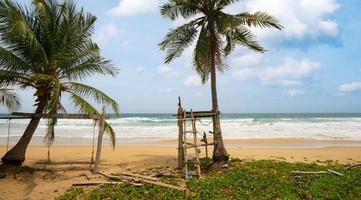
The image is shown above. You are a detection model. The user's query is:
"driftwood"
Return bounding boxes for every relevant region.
[346,163,361,170]
[73,182,122,187]
[291,169,343,176]
[115,172,159,182]
[149,169,173,177]
[99,172,186,192]
[327,169,343,176]
[35,161,93,165]
[291,171,328,175]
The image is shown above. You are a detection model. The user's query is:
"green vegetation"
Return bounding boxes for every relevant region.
[0,0,119,165]
[57,160,361,200]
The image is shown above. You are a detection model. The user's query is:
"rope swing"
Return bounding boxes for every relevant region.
[91,122,96,163]
[6,118,11,152]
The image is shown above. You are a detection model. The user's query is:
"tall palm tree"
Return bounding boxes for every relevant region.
[0,88,20,111]
[159,0,282,166]
[0,0,120,165]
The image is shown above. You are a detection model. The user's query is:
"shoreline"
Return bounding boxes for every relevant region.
[1,136,361,149]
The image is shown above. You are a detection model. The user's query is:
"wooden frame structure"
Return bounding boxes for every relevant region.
[176,97,216,178]
[0,106,109,174]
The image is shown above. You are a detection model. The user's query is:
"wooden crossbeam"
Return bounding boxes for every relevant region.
[11,112,109,119]
[184,143,214,149]
[173,111,219,118]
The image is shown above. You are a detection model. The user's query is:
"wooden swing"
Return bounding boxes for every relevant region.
[0,106,108,174]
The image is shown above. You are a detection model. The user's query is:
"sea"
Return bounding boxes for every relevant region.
[0,113,361,142]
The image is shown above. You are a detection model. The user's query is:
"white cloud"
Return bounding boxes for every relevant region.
[157,65,179,78]
[231,53,262,67]
[228,0,340,42]
[184,75,202,87]
[136,66,145,73]
[94,24,122,47]
[232,57,321,86]
[261,58,321,86]
[108,0,160,16]
[231,53,262,81]
[232,67,258,82]
[338,82,361,93]
[287,89,306,97]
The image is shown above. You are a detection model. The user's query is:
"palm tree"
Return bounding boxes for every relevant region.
[0,0,120,165]
[0,88,20,111]
[159,0,282,166]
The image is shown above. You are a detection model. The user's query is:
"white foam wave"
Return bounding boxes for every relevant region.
[0,117,361,141]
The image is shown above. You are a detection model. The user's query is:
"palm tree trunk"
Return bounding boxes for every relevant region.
[1,95,48,165]
[209,21,229,165]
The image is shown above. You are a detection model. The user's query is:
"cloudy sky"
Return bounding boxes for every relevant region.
[3,0,361,113]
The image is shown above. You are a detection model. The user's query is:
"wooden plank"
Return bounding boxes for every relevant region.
[177,97,184,169]
[116,172,160,182]
[173,111,219,118]
[149,169,173,177]
[291,171,327,174]
[11,112,109,119]
[347,163,361,170]
[327,169,343,176]
[73,182,123,186]
[184,143,214,149]
[35,161,93,165]
[0,116,30,119]
[100,172,186,192]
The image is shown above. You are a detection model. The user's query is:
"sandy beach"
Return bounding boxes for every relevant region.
[0,138,360,200]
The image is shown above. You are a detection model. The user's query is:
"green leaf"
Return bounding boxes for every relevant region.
[65,82,120,117]
[0,88,20,111]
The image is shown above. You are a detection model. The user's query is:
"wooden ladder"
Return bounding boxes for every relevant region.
[182,110,201,179]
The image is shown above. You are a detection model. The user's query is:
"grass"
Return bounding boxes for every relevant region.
[57,159,361,200]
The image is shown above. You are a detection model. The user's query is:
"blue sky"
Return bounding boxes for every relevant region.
[2,0,361,113]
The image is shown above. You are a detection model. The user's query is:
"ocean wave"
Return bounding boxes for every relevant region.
[1,115,361,140]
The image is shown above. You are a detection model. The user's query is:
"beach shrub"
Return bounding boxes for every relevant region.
[57,160,361,200]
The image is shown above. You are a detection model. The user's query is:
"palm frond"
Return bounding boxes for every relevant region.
[0,0,49,65]
[235,11,283,30]
[47,77,60,116]
[65,82,119,117]
[159,18,203,63]
[0,88,20,111]
[193,25,211,83]
[62,57,117,80]
[215,0,238,10]
[44,117,56,145]
[223,26,265,54]
[0,70,31,87]
[69,91,116,148]
[0,46,33,72]
[160,0,200,20]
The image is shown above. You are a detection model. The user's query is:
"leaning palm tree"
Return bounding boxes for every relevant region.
[159,0,282,166]
[0,0,120,165]
[0,88,20,111]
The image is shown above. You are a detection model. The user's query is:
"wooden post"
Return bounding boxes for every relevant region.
[191,110,201,178]
[93,106,106,174]
[183,110,188,180]
[202,132,208,159]
[177,97,184,169]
